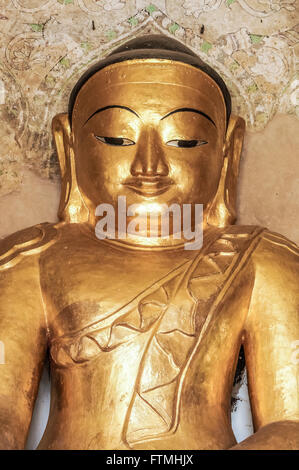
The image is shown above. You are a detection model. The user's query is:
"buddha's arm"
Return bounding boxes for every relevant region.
[0,249,48,449]
[232,231,299,450]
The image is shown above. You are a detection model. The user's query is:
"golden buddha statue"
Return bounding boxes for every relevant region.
[0,35,298,450]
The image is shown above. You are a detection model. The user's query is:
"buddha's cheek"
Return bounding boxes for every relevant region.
[75,144,130,204]
[75,156,102,205]
[195,161,222,206]
[169,152,223,206]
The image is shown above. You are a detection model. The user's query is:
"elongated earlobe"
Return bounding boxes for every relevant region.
[206,115,245,227]
[52,113,89,223]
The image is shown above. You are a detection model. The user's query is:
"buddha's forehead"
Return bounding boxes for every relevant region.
[72,59,227,133]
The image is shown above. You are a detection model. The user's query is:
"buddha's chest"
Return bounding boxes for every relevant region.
[40,229,257,447]
[40,242,194,338]
[40,230,255,345]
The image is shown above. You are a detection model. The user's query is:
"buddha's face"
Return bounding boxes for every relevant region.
[71,60,228,227]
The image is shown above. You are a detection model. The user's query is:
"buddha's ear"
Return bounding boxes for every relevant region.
[52,113,89,223]
[52,113,71,181]
[206,115,245,227]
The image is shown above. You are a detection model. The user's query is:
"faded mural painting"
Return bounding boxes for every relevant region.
[0,0,298,196]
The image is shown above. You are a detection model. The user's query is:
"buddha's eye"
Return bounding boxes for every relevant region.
[95,135,135,146]
[166,139,208,148]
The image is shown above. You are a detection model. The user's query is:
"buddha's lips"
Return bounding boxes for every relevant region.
[123,177,174,196]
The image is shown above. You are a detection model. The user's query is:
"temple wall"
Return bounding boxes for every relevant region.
[0,0,298,449]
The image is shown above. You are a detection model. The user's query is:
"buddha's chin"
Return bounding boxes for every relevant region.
[125,186,170,197]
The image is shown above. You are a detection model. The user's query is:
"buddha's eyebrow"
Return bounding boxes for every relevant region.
[84,105,139,125]
[161,107,216,127]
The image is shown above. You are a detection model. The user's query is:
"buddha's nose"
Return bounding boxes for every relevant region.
[130,128,169,177]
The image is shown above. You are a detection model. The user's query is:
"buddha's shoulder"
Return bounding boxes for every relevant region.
[232,227,299,318]
[230,225,299,275]
[254,227,298,263]
[218,226,299,298]
[0,222,59,271]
